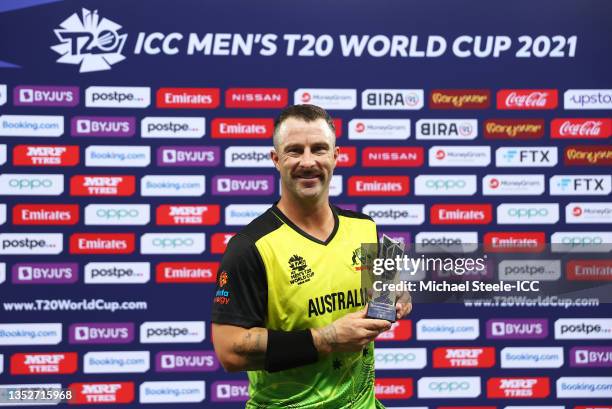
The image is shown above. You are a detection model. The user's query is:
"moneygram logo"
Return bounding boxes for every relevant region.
[211,118,273,138]
[225,146,273,167]
[156,88,220,108]
[498,260,561,281]
[496,147,558,167]
[416,319,479,340]
[564,89,612,109]
[141,175,206,196]
[85,145,150,167]
[156,351,219,372]
[362,89,424,110]
[418,376,481,398]
[226,88,288,108]
[500,347,564,369]
[550,175,611,195]
[570,346,612,368]
[483,174,545,196]
[566,202,612,223]
[348,119,411,140]
[212,381,249,402]
[13,145,79,167]
[429,89,490,109]
[430,204,492,225]
[551,118,612,139]
[487,377,550,398]
[414,175,476,196]
[376,320,412,341]
[70,175,135,196]
[156,262,218,283]
[141,117,205,138]
[429,146,491,167]
[84,351,149,374]
[157,146,220,167]
[486,318,548,340]
[484,118,545,139]
[375,348,426,370]
[362,147,423,167]
[565,146,612,166]
[555,318,612,340]
[497,89,558,110]
[84,204,149,225]
[12,262,78,284]
[13,204,79,225]
[85,86,150,108]
[432,347,495,368]
[71,116,136,137]
[416,119,478,140]
[84,262,150,284]
[362,204,424,225]
[11,352,78,375]
[141,233,206,254]
[140,321,205,343]
[0,323,62,345]
[496,203,559,224]
[212,175,274,195]
[375,378,413,399]
[294,88,356,109]
[348,176,409,196]
[52,9,127,73]
[225,204,270,225]
[156,205,220,225]
[69,382,134,404]
[0,233,63,255]
[69,323,134,344]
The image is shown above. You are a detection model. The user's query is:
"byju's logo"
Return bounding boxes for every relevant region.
[52,9,127,73]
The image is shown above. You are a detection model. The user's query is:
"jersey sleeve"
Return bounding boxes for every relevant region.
[211,233,267,328]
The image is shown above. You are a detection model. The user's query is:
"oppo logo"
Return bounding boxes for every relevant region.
[508,207,548,217]
[426,179,465,189]
[428,381,470,391]
[497,203,559,224]
[153,238,193,248]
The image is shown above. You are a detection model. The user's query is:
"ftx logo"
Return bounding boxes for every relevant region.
[51,8,127,73]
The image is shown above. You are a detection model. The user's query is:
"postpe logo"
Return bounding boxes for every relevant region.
[52,9,127,73]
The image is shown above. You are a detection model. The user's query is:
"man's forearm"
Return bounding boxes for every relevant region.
[231,327,267,371]
[311,324,337,355]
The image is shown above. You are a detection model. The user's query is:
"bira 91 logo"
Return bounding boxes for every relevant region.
[374,378,413,399]
[70,233,135,254]
[362,147,424,167]
[211,118,273,139]
[551,118,612,139]
[156,88,220,109]
[497,89,558,110]
[376,320,412,341]
[226,88,288,108]
[484,232,545,253]
[70,175,135,196]
[11,352,78,375]
[52,9,127,73]
[156,262,218,283]
[484,119,545,139]
[429,89,491,109]
[487,377,550,398]
[348,176,409,196]
[564,146,612,166]
[362,89,424,110]
[432,347,495,368]
[430,204,492,225]
[69,382,134,404]
[13,204,79,225]
[13,145,79,167]
[156,205,220,225]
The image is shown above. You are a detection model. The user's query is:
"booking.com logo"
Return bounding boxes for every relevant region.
[52,9,127,73]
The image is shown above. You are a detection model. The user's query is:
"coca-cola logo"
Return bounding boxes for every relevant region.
[551,118,612,139]
[561,120,601,136]
[506,92,548,107]
[497,89,558,110]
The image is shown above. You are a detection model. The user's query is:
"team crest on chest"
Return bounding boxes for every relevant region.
[288,254,314,286]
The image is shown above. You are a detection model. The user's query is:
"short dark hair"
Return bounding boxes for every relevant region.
[273,104,336,149]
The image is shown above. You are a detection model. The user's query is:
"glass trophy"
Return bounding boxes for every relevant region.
[366,234,405,322]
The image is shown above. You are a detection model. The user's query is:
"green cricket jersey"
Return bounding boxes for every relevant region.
[211,204,384,408]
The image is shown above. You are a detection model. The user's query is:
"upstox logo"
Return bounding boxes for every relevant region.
[52,9,127,73]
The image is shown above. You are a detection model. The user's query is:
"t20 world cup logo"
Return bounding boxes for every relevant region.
[51,9,127,73]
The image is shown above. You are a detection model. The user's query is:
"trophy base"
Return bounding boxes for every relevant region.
[366,302,396,322]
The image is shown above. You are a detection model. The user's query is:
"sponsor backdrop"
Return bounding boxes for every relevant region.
[0,0,611,406]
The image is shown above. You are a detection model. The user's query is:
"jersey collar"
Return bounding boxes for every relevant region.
[270,202,339,246]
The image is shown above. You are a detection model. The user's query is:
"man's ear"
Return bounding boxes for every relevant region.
[332,146,340,168]
[270,149,281,171]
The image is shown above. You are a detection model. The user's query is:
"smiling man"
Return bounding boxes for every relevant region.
[211,104,411,408]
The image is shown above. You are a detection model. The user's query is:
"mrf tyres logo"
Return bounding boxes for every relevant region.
[52,9,127,73]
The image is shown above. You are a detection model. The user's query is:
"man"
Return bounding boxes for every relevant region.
[211,104,412,408]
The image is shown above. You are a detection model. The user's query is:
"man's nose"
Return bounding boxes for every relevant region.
[300,149,316,167]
